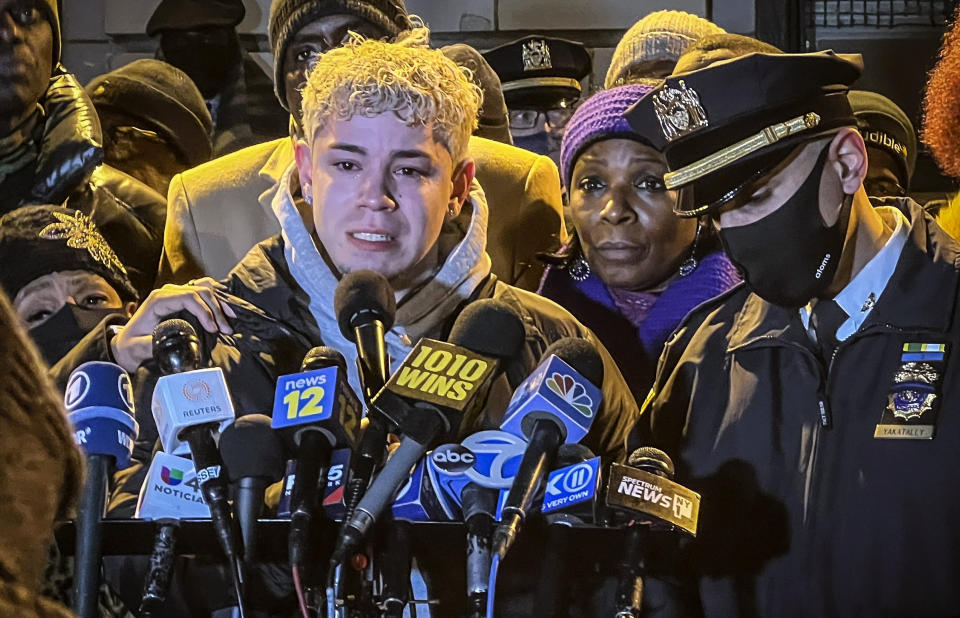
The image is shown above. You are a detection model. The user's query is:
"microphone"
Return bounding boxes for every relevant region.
[334,270,396,522]
[220,415,286,564]
[533,444,601,617]
[606,448,701,618]
[64,361,139,618]
[135,452,210,616]
[271,346,362,567]
[334,269,396,402]
[330,301,524,566]
[150,319,246,612]
[492,338,604,560]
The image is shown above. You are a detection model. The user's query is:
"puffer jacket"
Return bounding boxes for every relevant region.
[0,68,166,297]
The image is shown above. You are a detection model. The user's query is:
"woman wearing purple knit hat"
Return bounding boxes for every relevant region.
[538,84,740,400]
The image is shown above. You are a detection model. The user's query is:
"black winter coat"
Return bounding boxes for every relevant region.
[632,200,960,617]
[0,68,166,297]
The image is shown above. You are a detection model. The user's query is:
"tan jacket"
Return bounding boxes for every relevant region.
[158,135,565,290]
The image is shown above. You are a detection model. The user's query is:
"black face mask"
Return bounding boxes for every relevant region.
[719,145,850,308]
[28,304,123,366]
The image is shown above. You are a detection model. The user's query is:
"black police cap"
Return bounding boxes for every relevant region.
[625,50,863,216]
[147,0,245,36]
[482,35,591,109]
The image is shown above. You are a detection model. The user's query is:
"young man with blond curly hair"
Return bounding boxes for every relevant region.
[58,25,636,529]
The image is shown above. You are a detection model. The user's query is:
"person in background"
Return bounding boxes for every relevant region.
[920,6,960,237]
[672,32,780,74]
[604,9,725,87]
[442,43,513,145]
[0,0,165,299]
[86,59,214,196]
[0,287,83,618]
[484,35,591,165]
[849,89,917,198]
[538,85,739,402]
[147,0,289,156]
[0,205,138,365]
[158,0,565,292]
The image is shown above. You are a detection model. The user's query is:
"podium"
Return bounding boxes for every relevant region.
[55,519,631,616]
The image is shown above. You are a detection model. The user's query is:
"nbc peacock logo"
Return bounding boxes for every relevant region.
[160,466,184,486]
[546,373,594,417]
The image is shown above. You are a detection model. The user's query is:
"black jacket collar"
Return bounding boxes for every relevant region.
[727,199,960,353]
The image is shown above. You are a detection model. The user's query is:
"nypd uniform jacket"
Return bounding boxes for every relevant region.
[631,200,960,617]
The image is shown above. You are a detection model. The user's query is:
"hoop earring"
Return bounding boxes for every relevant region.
[678,221,703,277]
[568,252,591,281]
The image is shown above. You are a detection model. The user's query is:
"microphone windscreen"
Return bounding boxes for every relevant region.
[542,338,604,386]
[220,414,286,483]
[152,318,198,347]
[334,270,396,340]
[627,447,675,480]
[554,443,596,467]
[448,299,526,361]
[152,318,203,373]
[301,346,348,372]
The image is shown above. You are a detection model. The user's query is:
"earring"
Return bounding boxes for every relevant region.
[568,252,591,281]
[678,221,703,277]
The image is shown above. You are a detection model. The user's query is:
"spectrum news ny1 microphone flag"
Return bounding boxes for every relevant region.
[606,461,701,536]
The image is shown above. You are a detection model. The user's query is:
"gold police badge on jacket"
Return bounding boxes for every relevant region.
[875,343,948,439]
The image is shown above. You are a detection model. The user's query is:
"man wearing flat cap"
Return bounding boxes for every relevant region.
[148,0,289,156]
[627,51,960,616]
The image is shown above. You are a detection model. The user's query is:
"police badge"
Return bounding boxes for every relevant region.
[522,40,552,71]
[652,80,708,141]
[875,343,948,440]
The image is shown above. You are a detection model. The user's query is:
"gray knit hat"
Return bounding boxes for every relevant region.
[269,0,410,110]
[604,10,725,88]
[442,44,512,145]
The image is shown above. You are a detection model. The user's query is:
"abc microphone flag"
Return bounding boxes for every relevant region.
[151,367,235,456]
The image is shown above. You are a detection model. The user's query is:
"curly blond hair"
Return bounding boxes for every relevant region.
[301,23,482,163]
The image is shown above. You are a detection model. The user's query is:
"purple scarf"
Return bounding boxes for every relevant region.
[540,251,741,359]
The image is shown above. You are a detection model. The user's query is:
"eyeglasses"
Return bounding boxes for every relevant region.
[509,105,577,131]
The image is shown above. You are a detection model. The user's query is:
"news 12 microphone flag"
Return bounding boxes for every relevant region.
[65,361,139,467]
[270,363,361,439]
[152,367,235,456]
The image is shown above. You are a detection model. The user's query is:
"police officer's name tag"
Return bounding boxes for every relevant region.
[874,343,948,440]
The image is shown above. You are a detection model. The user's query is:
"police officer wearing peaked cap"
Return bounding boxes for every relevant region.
[482,35,592,110]
[627,50,960,617]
